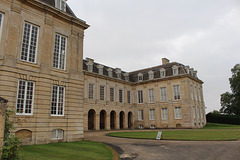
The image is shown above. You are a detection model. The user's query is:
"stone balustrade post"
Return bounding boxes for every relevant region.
[0,97,8,157]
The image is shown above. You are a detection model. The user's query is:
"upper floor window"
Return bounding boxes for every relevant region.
[148,71,154,80]
[107,68,113,77]
[149,89,154,103]
[97,65,103,75]
[149,109,155,120]
[173,85,180,100]
[0,13,3,39]
[190,85,193,100]
[88,83,94,99]
[172,65,178,75]
[51,85,65,116]
[138,73,143,81]
[53,34,67,70]
[160,68,166,78]
[124,73,129,81]
[55,0,66,12]
[174,107,182,119]
[100,85,105,101]
[194,86,198,101]
[16,80,35,115]
[198,88,201,102]
[160,87,167,102]
[21,22,39,63]
[119,89,123,103]
[127,91,131,104]
[138,90,143,104]
[110,87,114,101]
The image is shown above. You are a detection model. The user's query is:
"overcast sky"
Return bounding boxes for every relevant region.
[68,0,240,113]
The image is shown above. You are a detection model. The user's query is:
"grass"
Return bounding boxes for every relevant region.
[20,141,113,160]
[107,123,240,141]
[202,123,240,129]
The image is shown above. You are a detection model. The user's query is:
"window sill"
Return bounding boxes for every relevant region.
[16,113,33,116]
[51,68,67,74]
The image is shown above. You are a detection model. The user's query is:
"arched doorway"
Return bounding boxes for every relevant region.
[88,109,96,130]
[110,111,116,129]
[100,110,106,130]
[119,111,125,129]
[128,112,133,129]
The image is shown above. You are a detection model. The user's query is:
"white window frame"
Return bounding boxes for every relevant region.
[160,68,165,78]
[138,90,143,104]
[51,85,65,116]
[173,85,181,100]
[53,33,67,70]
[51,129,64,140]
[161,108,168,120]
[138,110,144,120]
[198,88,201,102]
[148,71,154,80]
[0,13,3,40]
[100,85,105,101]
[110,87,114,102]
[160,87,167,102]
[149,89,154,103]
[55,0,66,12]
[88,83,94,100]
[190,85,193,100]
[174,107,182,119]
[127,91,131,104]
[16,80,35,115]
[87,64,93,72]
[194,86,198,101]
[172,65,178,75]
[119,89,123,103]
[193,106,196,119]
[21,22,39,63]
[138,73,143,81]
[149,109,155,120]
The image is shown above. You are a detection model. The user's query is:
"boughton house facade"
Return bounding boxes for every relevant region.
[0,0,206,145]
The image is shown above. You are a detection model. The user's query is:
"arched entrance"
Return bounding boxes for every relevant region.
[128,112,133,129]
[110,111,116,129]
[88,109,96,130]
[100,110,106,130]
[119,111,125,129]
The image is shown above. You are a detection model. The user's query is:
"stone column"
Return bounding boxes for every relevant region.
[0,97,8,157]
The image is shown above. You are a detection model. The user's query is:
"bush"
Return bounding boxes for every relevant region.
[1,109,22,160]
[206,113,240,125]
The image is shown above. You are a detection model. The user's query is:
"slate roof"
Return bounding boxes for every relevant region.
[39,0,76,17]
[83,58,201,83]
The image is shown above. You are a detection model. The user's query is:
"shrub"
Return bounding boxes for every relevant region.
[206,113,240,125]
[1,109,22,160]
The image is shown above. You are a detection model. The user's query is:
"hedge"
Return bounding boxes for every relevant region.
[206,113,240,125]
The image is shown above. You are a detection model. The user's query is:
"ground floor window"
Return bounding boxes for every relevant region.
[51,85,65,116]
[174,107,182,119]
[149,109,155,120]
[51,129,64,139]
[138,110,143,120]
[161,108,168,120]
[16,80,35,115]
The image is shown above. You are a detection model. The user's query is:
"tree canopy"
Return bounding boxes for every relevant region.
[220,64,240,115]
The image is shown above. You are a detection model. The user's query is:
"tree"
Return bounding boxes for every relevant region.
[220,64,240,115]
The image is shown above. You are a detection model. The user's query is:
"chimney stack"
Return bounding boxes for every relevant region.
[162,58,169,65]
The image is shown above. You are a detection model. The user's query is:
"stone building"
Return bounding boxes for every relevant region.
[0,0,89,145]
[83,58,206,130]
[0,0,206,145]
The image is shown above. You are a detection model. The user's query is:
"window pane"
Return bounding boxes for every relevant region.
[53,34,67,70]
[119,89,123,103]
[161,87,167,102]
[100,86,104,100]
[88,84,94,99]
[127,91,131,104]
[110,88,114,101]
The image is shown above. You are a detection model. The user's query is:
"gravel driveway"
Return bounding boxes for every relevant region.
[84,130,240,160]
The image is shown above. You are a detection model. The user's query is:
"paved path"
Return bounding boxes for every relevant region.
[84,130,240,160]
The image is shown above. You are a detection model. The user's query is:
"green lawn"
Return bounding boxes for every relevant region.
[107,123,240,141]
[20,141,113,160]
[202,123,240,129]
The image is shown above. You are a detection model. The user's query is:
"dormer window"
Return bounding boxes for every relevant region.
[87,64,93,72]
[97,65,104,75]
[160,68,165,78]
[124,73,129,81]
[172,65,178,75]
[148,71,154,80]
[115,68,122,79]
[193,71,198,78]
[138,73,143,81]
[55,0,66,12]
[107,68,113,77]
